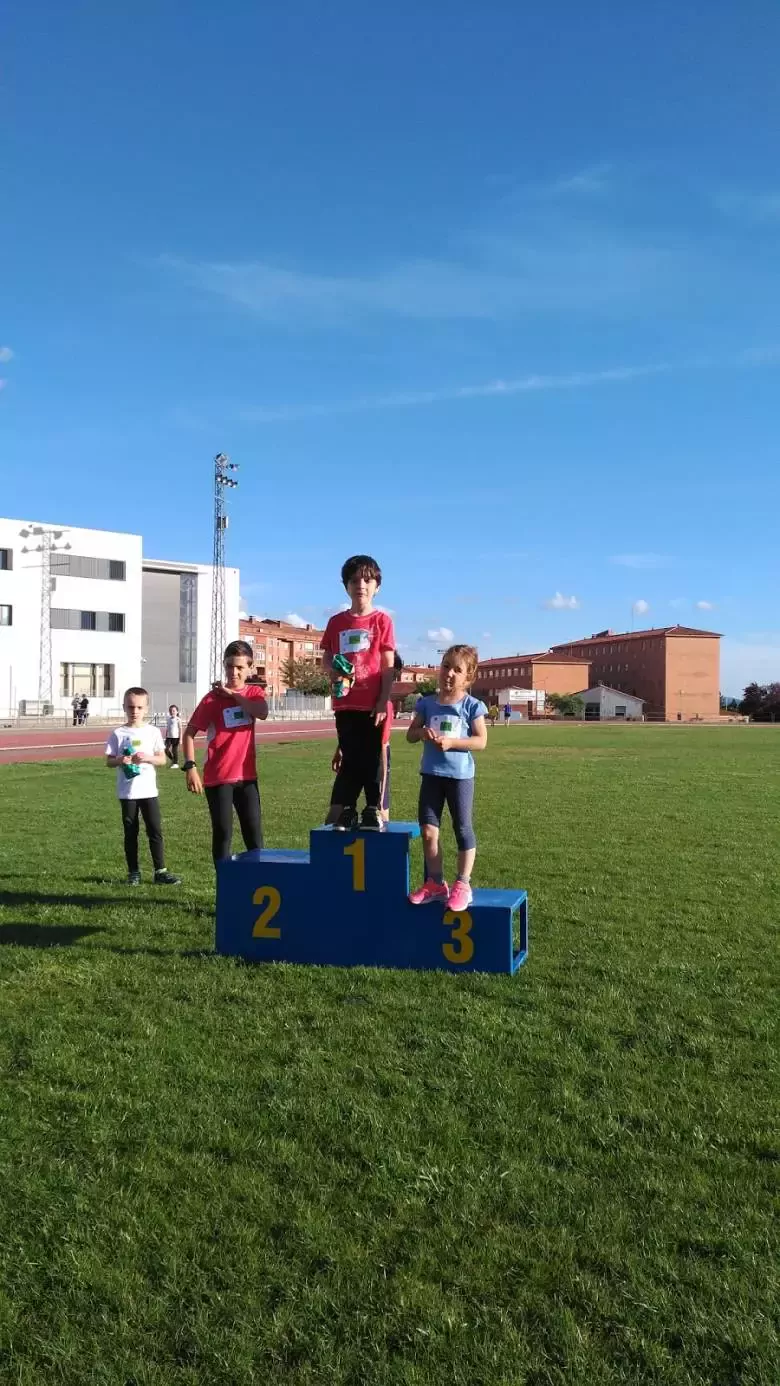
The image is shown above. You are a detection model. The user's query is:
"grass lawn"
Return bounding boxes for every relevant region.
[0,726,778,1385]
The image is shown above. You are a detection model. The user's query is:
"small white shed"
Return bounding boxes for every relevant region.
[578,685,644,721]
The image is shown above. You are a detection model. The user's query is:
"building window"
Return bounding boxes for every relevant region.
[179,574,197,684]
[0,549,12,571]
[50,608,126,631]
[304,641,314,652]
[0,604,11,626]
[59,662,114,696]
[50,554,126,581]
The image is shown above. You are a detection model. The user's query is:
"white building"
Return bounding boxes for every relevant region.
[0,515,142,719]
[578,684,645,721]
[141,557,239,715]
[0,515,239,720]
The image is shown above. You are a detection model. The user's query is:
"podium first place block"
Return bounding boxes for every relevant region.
[215,823,528,975]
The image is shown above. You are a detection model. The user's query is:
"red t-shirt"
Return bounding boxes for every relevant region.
[188,685,266,786]
[321,609,395,712]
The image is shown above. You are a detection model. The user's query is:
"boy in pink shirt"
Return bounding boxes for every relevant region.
[321,554,395,831]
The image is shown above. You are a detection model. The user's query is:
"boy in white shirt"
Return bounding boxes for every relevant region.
[164,704,182,768]
[105,687,181,886]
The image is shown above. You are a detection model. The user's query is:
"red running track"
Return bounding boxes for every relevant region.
[0,721,338,765]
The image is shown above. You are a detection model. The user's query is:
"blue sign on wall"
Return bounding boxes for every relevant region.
[216,823,528,974]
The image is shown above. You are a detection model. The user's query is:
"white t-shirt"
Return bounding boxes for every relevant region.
[105,723,164,800]
[165,715,181,738]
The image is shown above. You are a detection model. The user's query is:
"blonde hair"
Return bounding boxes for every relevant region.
[441,643,479,684]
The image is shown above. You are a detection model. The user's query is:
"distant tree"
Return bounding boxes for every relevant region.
[417,678,439,696]
[739,682,780,721]
[282,657,331,696]
[546,692,585,718]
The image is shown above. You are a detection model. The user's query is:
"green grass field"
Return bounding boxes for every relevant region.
[0,726,778,1385]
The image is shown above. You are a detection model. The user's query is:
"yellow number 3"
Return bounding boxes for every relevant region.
[442,909,474,965]
[252,886,282,938]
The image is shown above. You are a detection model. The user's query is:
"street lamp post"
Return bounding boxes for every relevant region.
[19,525,71,710]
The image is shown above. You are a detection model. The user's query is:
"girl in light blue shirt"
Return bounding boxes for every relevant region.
[406,644,488,912]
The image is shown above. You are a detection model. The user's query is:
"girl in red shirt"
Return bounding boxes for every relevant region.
[182,640,268,863]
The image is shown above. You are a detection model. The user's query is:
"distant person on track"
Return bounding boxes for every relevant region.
[164,704,181,768]
[503,702,511,727]
[488,703,499,727]
[79,696,90,726]
[105,687,181,886]
[182,640,269,864]
[71,695,80,727]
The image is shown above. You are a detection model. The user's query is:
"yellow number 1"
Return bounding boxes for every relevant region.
[442,909,474,965]
[344,838,366,891]
[252,886,282,938]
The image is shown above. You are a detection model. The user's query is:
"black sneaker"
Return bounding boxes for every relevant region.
[333,806,359,832]
[127,871,141,886]
[360,806,383,832]
[153,869,181,885]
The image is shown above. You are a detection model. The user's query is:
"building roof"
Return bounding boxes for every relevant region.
[476,651,589,669]
[551,624,721,649]
[576,685,645,702]
[241,616,324,638]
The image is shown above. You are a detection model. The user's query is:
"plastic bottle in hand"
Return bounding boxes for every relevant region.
[332,654,354,699]
[122,742,141,780]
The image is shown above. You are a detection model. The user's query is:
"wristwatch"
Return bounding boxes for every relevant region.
[183,759,196,771]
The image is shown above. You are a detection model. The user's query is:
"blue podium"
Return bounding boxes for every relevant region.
[215,823,528,975]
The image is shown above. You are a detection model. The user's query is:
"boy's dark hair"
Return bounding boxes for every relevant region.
[393,651,404,673]
[223,640,254,661]
[341,554,382,588]
[124,686,149,701]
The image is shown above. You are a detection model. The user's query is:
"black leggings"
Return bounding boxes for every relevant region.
[164,737,180,765]
[120,798,165,873]
[204,780,263,863]
[331,711,383,810]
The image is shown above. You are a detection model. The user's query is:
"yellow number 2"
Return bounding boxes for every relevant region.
[442,909,474,965]
[344,838,366,892]
[252,886,282,938]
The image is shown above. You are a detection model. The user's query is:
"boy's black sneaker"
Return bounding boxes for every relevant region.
[153,869,181,885]
[333,806,359,832]
[360,806,383,832]
[127,871,142,886]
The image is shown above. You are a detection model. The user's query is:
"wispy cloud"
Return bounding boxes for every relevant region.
[610,553,673,570]
[0,346,13,364]
[548,163,613,196]
[544,592,580,611]
[696,599,715,611]
[632,599,650,615]
[283,612,308,628]
[427,626,454,644]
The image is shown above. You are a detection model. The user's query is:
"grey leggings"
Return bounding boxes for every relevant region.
[418,774,476,851]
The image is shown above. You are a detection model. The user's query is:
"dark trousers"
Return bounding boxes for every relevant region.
[331,711,383,810]
[204,780,263,863]
[120,798,165,874]
[164,737,180,765]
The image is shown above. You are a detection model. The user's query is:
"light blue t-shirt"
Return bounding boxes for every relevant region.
[415,693,488,780]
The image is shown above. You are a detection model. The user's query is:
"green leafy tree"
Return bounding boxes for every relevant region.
[282,657,331,696]
[416,678,439,696]
[546,692,585,718]
[739,682,780,721]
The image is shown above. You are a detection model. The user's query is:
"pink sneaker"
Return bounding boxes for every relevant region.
[409,879,449,906]
[447,880,473,912]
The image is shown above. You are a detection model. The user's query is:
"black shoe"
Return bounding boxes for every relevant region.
[333,806,359,832]
[360,805,383,832]
[153,869,181,885]
[127,871,141,886]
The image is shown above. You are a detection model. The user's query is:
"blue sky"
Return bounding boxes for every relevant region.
[4,2,780,694]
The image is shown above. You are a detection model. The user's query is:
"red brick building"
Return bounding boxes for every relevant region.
[473,652,592,707]
[550,625,721,720]
[239,616,325,697]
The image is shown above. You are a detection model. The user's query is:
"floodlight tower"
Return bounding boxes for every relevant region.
[209,452,239,684]
[19,524,72,707]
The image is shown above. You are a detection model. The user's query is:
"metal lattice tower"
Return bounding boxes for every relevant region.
[19,524,72,708]
[209,453,239,683]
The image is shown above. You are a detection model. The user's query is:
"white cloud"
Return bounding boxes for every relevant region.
[0,346,13,363]
[696,599,715,611]
[427,627,454,644]
[482,631,492,639]
[544,592,580,611]
[633,599,650,615]
[238,609,248,620]
[283,612,307,628]
[610,553,672,570]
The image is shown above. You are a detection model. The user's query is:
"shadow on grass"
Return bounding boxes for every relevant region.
[0,890,209,912]
[0,923,105,947]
